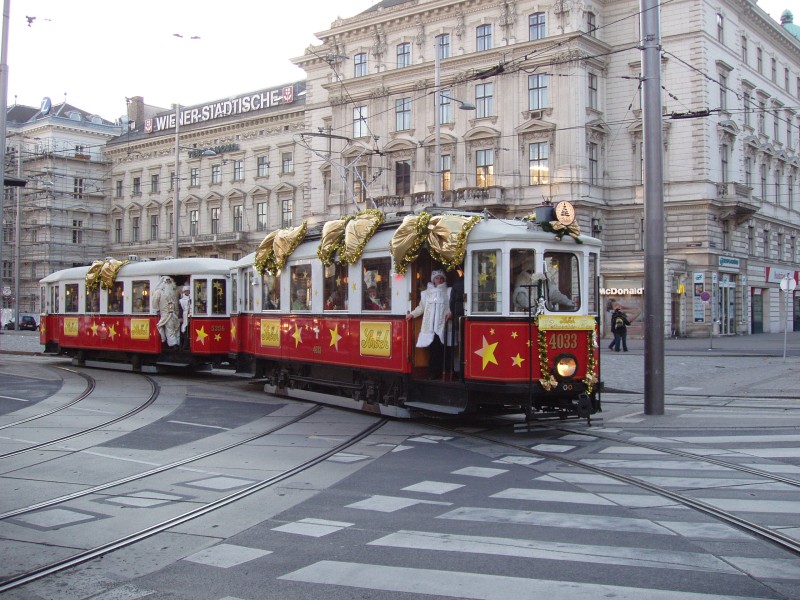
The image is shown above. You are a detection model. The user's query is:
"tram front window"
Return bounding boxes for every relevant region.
[543,252,580,312]
[472,249,501,313]
[211,279,227,314]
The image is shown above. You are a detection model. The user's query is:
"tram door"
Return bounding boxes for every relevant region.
[717,276,736,335]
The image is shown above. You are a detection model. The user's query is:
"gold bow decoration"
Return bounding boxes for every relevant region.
[317,210,384,266]
[390,212,480,274]
[98,259,129,291]
[254,221,308,276]
[534,218,583,243]
[85,260,105,293]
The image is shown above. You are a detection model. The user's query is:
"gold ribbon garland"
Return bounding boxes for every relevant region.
[86,258,128,292]
[254,221,308,276]
[522,214,583,243]
[317,210,384,266]
[390,212,480,274]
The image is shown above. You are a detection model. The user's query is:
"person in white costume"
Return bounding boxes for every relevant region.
[179,285,192,349]
[406,270,451,379]
[513,264,575,312]
[152,276,180,349]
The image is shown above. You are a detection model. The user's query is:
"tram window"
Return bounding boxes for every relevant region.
[262,272,280,310]
[243,269,254,311]
[194,280,208,315]
[323,263,348,311]
[64,284,79,313]
[132,280,150,313]
[51,287,59,314]
[108,282,124,314]
[211,278,226,315]
[85,288,100,313]
[472,249,501,313]
[510,249,537,312]
[362,257,391,311]
[543,252,580,312]
[231,272,238,313]
[290,265,311,311]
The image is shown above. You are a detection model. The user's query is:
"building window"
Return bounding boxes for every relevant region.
[718,73,727,111]
[132,177,141,195]
[771,58,777,82]
[744,156,752,187]
[354,52,368,77]
[190,168,199,186]
[741,36,747,64]
[114,218,122,243]
[748,225,755,255]
[257,202,267,231]
[789,176,795,209]
[785,67,790,91]
[529,12,545,40]
[764,229,770,258]
[209,164,220,184]
[395,159,411,195]
[775,170,782,204]
[395,97,411,131]
[588,143,598,185]
[476,24,492,51]
[168,211,173,234]
[476,83,493,118]
[72,219,83,244]
[440,154,452,191]
[281,198,293,228]
[757,47,762,74]
[529,142,549,185]
[353,105,368,138]
[476,149,494,187]
[150,214,158,240]
[233,205,243,232]
[396,42,411,68]
[190,210,199,235]
[586,11,596,36]
[722,220,731,251]
[73,178,84,199]
[150,174,159,193]
[211,207,220,234]
[758,100,766,134]
[528,74,548,110]
[436,34,450,59]
[743,92,751,127]
[257,156,269,177]
[760,164,767,199]
[716,13,724,43]
[721,143,729,183]
[588,73,598,110]
[233,159,244,181]
[132,216,140,242]
[438,91,452,124]
[115,180,123,198]
[353,165,367,203]
[281,152,293,174]
[773,110,780,141]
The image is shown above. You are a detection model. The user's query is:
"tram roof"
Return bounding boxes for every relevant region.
[40,257,236,284]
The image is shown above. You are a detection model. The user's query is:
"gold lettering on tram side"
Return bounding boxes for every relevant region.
[537,315,596,331]
[260,319,281,348]
[63,317,79,337]
[360,321,392,358]
[130,319,151,340]
[549,332,579,349]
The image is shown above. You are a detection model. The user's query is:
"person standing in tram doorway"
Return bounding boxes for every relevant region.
[406,270,451,379]
[179,286,192,350]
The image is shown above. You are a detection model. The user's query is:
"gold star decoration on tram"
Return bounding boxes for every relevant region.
[195,326,208,345]
[329,324,342,351]
[511,331,518,339]
[90,322,99,336]
[512,353,525,367]
[214,334,222,342]
[108,324,118,340]
[292,324,303,347]
[474,335,498,370]
[230,323,237,340]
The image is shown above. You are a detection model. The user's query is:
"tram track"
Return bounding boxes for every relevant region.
[425,421,800,559]
[0,414,388,594]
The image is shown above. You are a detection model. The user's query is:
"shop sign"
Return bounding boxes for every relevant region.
[765,267,798,285]
[718,256,740,269]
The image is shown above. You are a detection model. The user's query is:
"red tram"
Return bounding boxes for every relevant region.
[39,257,235,370]
[229,209,602,419]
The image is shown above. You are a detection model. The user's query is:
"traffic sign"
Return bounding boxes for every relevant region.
[780,276,797,292]
[699,291,711,302]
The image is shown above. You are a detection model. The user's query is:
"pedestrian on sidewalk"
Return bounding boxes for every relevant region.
[609,307,630,352]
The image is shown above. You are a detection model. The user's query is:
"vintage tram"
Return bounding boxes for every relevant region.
[39,257,235,370]
[229,208,602,419]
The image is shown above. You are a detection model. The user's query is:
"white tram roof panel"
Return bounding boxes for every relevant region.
[40,257,236,284]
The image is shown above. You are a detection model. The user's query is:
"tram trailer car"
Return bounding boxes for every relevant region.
[230,212,602,420]
[39,257,235,371]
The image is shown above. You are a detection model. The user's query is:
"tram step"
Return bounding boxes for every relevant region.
[404,401,465,415]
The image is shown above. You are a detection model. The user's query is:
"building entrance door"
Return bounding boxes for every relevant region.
[794,295,800,332]
[717,276,736,335]
[751,291,763,334]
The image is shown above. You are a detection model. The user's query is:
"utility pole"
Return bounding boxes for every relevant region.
[641,0,665,415]
[0,0,11,318]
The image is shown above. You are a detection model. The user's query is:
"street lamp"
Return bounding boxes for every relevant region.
[173,103,215,258]
[433,38,475,207]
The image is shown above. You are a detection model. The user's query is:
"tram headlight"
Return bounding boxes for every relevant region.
[554,355,578,379]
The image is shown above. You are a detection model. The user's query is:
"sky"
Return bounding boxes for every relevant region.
[3,0,794,122]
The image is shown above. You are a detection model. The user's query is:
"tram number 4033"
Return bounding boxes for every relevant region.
[549,332,579,349]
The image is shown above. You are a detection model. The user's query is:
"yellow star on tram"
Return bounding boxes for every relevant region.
[512,353,525,367]
[90,322,99,336]
[214,334,222,342]
[474,335,498,370]
[230,323,237,340]
[195,326,209,345]
[292,324,303,347]
[108,324,117,340]
[511,331,518,339]
[329,324,343,350]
